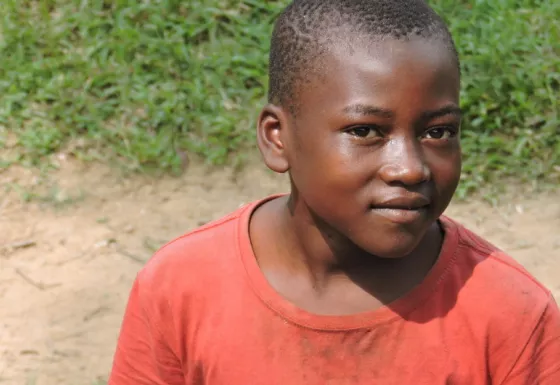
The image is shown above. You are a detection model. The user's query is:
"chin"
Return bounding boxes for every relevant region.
[354,230,426,259]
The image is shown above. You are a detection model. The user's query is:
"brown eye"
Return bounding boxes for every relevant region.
[347,125,381,139]
[423,127,456,140]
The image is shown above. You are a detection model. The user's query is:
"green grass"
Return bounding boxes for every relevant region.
[0,0,558,197]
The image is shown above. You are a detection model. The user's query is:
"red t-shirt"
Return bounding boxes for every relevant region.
[108,196,560,385]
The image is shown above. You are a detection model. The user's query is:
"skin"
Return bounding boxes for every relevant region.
[251,37,462,316]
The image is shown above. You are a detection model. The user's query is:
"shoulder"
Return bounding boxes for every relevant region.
[134,197,264,300]
[142,209,241,279]
[446,215,552,302]
[441,216,553,334]
[442,216,560,382]
[443,216,556,353]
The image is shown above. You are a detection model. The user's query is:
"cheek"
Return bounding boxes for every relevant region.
[426,144,462,191]
[317,144,371,187]
[291,135,371,193]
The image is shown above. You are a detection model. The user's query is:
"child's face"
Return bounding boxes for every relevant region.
[263,38,462,259]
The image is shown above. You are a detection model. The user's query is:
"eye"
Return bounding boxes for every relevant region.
[422,127,457,140]
[346,125,381,139]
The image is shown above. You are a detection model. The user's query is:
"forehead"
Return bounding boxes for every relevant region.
[297,38,460,115]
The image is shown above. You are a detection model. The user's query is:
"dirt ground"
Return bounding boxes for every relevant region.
[1,158,559,385]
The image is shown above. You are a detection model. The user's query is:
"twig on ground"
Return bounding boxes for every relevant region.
[0,240,37,257]
[4,240,36,250]
[14,268,61,291]
[83,305,110,322]
[116,247,147,264]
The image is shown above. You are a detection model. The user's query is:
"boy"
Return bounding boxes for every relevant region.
[109,0,560,384]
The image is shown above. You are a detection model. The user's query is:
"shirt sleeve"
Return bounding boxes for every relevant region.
[108,276,185,385]
[500,294,560,385]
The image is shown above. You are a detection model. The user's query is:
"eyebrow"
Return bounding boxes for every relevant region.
[421,105,463,121]
[342,103,462,120]
[343,104,394,118]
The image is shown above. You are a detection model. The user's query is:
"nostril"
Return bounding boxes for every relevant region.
[378,162,431,186]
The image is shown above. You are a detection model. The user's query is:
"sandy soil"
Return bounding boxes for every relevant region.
[0,159,559,385]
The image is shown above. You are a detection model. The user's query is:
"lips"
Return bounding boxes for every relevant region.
[370,195,431,224]
[372,195,431,210]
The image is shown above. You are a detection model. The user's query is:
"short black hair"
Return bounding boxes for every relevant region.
[268,0,459,109]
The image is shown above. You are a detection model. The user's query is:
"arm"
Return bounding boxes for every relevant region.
[500,295,560,385]
[108,277,185,385]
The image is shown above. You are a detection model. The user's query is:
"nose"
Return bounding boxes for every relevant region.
[378,137,430,186]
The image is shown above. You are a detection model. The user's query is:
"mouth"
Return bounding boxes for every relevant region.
[369,196,431,224]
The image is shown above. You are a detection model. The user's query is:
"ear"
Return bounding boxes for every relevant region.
[256,104,291,173]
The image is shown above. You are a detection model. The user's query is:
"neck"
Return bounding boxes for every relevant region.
[275,194,443,289]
